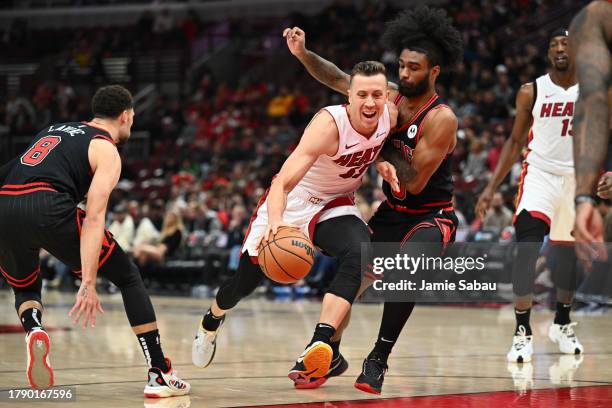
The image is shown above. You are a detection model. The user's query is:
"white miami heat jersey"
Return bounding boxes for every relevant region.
[296,104,391,200]
[526,73,578,175]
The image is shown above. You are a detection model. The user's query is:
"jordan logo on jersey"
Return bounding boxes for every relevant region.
[333,144,384,179]
[540,102,574,118]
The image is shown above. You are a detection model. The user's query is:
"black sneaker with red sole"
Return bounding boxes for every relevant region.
[354,353,388,395]
[293,353,349,389]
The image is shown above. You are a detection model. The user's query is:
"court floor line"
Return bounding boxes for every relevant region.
[2,373,611,392]
[236,384,612,408]
[1,351,610,374]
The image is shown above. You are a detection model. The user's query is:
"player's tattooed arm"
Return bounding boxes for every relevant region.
[403,108,457,195]
[570,2,611,196]
[283,26,398,95]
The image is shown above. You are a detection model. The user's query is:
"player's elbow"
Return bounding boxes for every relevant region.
[271,176,294,194]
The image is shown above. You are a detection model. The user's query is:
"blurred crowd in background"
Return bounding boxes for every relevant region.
[2,0,608,307]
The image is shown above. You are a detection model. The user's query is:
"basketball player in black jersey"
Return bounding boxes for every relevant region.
[570,1,611,253]
[283,6,462,393]
[0,85,189,397]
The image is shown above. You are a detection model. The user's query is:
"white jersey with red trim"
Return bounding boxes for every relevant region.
[526,74,578,175]
[295,104,391,201]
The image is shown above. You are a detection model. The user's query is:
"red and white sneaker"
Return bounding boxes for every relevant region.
[144,358,190,398]
[25,328,54,389]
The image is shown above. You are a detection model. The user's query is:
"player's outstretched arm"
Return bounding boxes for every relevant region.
[475,84,534,219]
[283,27,351,95]
[69,139,120,328]
[264,111,338,241]
[570,2,611,197]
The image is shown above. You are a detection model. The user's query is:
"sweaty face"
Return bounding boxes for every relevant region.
[347,73,388,130]
[548,36,570,72]
[398,49,436,97]
[118,108,135,144]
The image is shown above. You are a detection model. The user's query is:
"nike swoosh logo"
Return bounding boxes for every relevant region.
[329,357,341,372]
[302,368,318,377]
[545,94,555,98]
[376,132,386,138]
[345,142,359,149]
[380,337,394,343]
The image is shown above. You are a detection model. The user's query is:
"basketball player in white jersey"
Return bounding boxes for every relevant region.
[476,29,584,363]
[191,61,399,383]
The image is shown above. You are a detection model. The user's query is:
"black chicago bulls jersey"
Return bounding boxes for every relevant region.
[4,122,115,203]
[382,93,454,210]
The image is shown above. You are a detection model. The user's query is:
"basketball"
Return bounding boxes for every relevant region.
[258,226,315,284]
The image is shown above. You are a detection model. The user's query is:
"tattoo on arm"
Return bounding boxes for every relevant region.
[300,50,350,95]
[571,4,611,195]
[380,142,417,183]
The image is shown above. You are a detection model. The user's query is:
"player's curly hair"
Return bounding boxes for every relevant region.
[381,6,463,70]
[92,85,133,119]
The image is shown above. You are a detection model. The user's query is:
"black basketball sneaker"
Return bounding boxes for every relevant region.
[354,352,388,395]
[288,341,333,383]
[292,353,349,389]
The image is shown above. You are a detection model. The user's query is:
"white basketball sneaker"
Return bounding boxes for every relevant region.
[144,358,190,398]
[192,316,225,368]
[25,328,54,389]
[548,322,584,355]
[507,325,533,363]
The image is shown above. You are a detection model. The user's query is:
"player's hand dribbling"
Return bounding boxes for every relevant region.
[258,220,300,249]
[283,27,307,57]
[475,188,494,220]
[597,172,612,199]
[69,283,104,329]
[376,161,400,192]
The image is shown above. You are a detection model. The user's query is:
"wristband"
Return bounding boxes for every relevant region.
[575,194,597,207]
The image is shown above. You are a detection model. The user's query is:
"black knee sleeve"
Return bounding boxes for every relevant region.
[13,277,42,311]
[314,216,371,304]
[216,253,265,310]
[327,239,370,304]
[550,242,578,292]
[99,245,156,327]
[512,210,549,297]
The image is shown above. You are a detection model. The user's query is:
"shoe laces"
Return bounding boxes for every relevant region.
[168,370,188,390]
[513,325,531,350]
[560,322,578,340]
[364,355,387,378]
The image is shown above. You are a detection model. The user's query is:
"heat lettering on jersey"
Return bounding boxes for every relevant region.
[334,144,384,179]
[539,102,574,118]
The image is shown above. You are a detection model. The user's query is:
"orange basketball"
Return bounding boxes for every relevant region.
[258,226,315,284]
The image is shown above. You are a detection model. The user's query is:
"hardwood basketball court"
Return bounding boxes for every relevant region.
[0,291,611,407]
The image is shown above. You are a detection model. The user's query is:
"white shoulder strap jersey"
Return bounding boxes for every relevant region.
[526,73,578,175]
[295,104,391,200]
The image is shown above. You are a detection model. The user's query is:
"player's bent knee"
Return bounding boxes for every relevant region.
[328,236,370,304]
[514,210,549,242]
[99,245,142,288]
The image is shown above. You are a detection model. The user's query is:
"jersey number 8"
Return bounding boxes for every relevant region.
[20,136,62,166]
